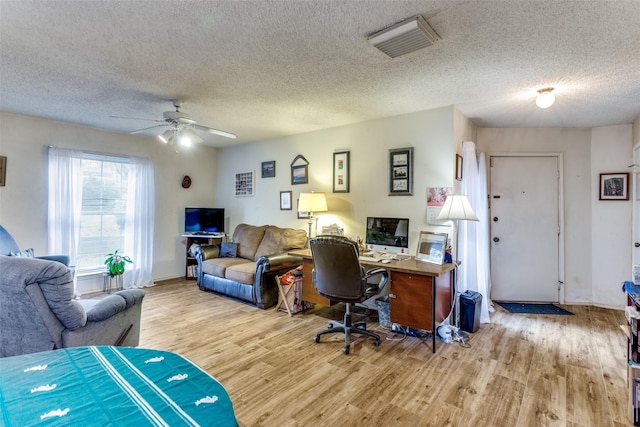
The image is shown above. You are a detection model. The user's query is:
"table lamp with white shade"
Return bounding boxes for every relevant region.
[436,194,478,260]
[298,192,328,239]
[436,194,479,330]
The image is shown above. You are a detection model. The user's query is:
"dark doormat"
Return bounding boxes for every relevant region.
[496,302,574,315]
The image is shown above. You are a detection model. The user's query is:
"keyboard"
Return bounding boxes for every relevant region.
[359,256,381,263]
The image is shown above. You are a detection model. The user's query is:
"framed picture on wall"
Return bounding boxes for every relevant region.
[234,170,255,197]
[455,154,463,181]
[388,147,413,196]
[280,191,292,210]
[599,172,629,200]
[333,151,350,193]
[261,161,276,178]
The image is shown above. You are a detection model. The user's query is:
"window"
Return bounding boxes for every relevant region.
[49,147,155,288]
[76,154,131,273]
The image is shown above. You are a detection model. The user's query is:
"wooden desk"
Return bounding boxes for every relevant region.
[288,249,456,353]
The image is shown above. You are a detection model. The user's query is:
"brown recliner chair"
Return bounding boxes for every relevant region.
[310,236,389,355]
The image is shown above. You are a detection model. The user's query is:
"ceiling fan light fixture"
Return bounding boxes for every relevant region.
[536,87,555,109]
[178,127,204,146]
[158,129,173,144]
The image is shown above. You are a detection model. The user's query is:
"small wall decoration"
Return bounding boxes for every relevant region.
[290,154,309,185]
[280,191,292,210]
[235,170,255,197]
[261,161,276,178]
[0,156,6,186]
[455,154,463,181]
[333,151,350,193]
[599,172,629,200]
[181,175,192,188]
[388,147,413,196]
[427,187,453,225]
[415,231,448,264]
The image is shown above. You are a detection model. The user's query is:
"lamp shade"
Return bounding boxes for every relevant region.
[298,192,328,213]
[436,194,479,221]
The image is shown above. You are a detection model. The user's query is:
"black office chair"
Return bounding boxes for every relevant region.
[310,236,389,354]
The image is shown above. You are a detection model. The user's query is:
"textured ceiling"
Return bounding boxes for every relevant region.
[1,0,639,147]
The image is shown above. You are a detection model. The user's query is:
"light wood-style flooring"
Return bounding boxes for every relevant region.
[138,280,630,427]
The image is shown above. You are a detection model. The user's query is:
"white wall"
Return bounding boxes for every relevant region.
[477,126,632,307]
[0,112,218,292]
[591,125,633,307]
[214,107,460,253]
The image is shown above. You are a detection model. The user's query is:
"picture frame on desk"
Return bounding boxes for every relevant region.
[415,231,448,264]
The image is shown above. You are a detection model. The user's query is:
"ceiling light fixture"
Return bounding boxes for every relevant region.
[158,126,203,151]
[367,15,440,58]
[536,87,556,109]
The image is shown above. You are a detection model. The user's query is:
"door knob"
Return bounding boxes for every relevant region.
[635,242,640,248]
[493,237,500,243]
[493,217,499,222]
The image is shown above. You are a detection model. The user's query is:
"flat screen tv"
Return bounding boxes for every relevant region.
[185,208,225,234]
[365,216,410,254]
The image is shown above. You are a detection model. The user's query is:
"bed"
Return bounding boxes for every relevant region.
[0,346,237,426]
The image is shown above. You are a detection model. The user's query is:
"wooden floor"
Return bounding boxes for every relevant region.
[138,280,631,427]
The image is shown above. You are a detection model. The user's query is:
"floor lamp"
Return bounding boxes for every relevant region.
[436,194,479,328]
[298,192,328,241]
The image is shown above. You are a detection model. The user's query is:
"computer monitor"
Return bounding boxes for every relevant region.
[365,216,410,254]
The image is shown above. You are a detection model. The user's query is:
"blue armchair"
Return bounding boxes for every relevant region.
[0,225,70,266]
[0,256,145,357]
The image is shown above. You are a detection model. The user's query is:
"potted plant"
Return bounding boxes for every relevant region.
[104,249,133,277]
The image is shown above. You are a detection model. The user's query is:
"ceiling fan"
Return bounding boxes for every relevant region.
[111,100,236,148]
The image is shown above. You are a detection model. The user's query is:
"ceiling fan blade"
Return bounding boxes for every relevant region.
[194,124,237,139]
[110,115,165,123]
[129,124,170,134]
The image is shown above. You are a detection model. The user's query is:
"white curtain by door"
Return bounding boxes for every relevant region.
[459,141,493,323]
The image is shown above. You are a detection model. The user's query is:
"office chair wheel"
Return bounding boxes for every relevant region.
[327,323,334,329]
[314,334,321,343]
[374,338,380,347]
[342,346,350,355]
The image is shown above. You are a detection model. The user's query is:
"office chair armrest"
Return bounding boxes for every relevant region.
[363,268,389,296]
[364,267,387,278]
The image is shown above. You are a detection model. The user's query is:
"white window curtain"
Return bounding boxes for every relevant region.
[123,157,155,288]
[48,148,155,289]
[48,147,83,267]
[459,141,494,323]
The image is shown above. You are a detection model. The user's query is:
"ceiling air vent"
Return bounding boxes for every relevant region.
[367,15,440,58]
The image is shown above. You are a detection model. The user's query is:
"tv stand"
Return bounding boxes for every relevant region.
[182,234,224,280]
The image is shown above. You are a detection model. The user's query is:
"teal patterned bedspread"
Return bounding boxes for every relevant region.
[0,346,237,426]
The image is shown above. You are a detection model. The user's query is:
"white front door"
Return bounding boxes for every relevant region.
[490,155,561,302]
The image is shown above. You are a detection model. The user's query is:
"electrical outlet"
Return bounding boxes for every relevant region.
[391,323,401,332]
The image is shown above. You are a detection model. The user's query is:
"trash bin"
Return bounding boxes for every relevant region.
[376,297,391,327]
[460,290,482,333]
